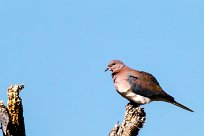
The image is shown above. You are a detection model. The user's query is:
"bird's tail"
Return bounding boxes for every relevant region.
[169,100,194,112]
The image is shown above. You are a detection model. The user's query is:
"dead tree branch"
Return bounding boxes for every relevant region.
[109,103,146,136]
[0,84,26,136]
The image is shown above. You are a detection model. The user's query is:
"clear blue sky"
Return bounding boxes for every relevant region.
[0,0,203,136]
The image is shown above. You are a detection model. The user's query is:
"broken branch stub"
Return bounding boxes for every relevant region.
[7,84,26,136]
[109,103,146,136]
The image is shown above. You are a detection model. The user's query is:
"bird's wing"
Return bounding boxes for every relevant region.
[127,71,174,101]
[139,71,160,85]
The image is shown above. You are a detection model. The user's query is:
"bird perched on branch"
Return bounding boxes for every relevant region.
[105,60,193,112]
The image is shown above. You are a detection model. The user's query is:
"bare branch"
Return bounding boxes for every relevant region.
[109,103,146,136]
[6,84,26,136]
[0,101,10,136]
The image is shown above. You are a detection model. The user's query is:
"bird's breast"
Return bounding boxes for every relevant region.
[114,77,131,94]
[114,77,151,105]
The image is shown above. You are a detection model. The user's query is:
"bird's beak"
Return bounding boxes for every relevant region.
[105,68,109,72]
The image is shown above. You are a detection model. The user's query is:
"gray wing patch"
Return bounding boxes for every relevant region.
[127,75,160,98]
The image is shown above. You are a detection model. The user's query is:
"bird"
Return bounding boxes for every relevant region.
[105,60,193,112]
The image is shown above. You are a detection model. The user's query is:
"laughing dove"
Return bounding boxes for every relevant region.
[106,60,193,112]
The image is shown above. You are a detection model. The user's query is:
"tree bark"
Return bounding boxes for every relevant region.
[109,103,146,136]
[0,84,26,136]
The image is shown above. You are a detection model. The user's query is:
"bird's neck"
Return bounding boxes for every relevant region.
[112,66,129,78]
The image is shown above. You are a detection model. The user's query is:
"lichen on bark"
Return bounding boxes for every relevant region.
[0,84,26,136]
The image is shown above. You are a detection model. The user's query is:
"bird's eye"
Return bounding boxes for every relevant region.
[112,63,116,65]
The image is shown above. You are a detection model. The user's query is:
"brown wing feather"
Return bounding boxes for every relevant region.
[127,70,174,101]
[139,71,160,85]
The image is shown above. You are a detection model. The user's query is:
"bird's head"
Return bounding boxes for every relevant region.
[105,60,125,73]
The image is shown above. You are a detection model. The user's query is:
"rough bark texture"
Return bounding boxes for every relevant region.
[0,101,10,136]
[0,84,26,136]
[109,103,146,136]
